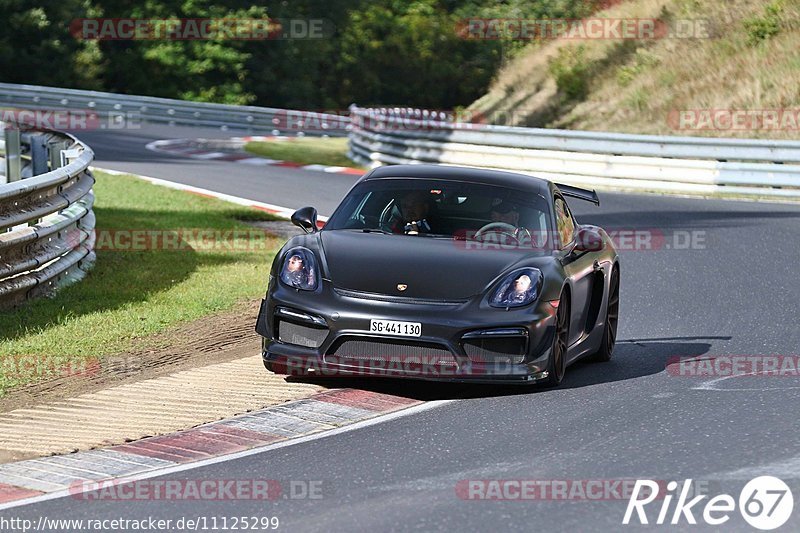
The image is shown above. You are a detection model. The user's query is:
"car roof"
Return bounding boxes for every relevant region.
[361,165,550,195]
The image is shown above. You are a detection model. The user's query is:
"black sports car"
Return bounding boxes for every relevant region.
[255,165,619,385]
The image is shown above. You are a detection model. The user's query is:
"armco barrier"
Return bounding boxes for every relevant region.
[0,124,96,308]
[348,106,800,199]
[4,85,799,200]
[0,82,349,136]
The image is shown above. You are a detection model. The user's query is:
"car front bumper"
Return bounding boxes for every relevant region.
[256,279,559,384]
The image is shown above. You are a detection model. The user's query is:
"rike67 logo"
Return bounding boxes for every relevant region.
[623,477,793,530]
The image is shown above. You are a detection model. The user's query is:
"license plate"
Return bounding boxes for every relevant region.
[369,319,422,337]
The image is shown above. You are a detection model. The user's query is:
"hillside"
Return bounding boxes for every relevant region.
[468,0,800,139]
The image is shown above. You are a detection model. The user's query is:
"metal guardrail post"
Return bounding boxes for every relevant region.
[3,128,21,183]
[29,134,49,176]
[60,147,82,167]
[48,140,69,172]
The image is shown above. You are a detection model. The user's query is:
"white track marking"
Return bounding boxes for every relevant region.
[693,371,800,392]
[93,167,329,221]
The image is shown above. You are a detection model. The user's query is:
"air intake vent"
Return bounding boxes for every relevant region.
[278,320,328,348]
[327,338,457,367]
[463,337,526,365]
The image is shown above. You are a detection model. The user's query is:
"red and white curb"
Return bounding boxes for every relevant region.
[0,390,441,508]
[145,138,365,176]
[94,167,328,228]
[0,170,443,508]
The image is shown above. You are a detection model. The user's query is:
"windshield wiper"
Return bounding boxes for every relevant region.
[412,233,455,239]
[358,228,452,238]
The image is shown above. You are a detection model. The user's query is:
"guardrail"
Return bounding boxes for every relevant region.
[0,82,349,136]
[348,106,800,199]
[0,124,96,309]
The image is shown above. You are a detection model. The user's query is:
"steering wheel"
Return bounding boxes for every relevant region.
[474,222,519,241]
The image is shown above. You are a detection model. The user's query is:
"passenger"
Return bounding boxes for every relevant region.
[393,191,434,234]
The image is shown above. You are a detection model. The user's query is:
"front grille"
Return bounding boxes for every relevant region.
[327,338,457,367]
[333,288,468,307]
[463,337,527,365]
[277,320,328,348]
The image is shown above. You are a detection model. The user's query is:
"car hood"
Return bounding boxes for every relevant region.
[318,230,543,300]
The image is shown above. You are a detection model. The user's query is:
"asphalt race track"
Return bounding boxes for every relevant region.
[13,124,800,530]
[75,124,360,214]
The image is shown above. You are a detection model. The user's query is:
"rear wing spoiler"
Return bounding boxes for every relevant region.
[555,183,600,206]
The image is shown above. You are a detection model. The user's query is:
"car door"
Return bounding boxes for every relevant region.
[554,195,596,347]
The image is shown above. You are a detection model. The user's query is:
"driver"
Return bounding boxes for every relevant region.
[474,200,536,249]
[490,201,520,226]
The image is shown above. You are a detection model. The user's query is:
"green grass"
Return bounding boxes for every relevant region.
[244,137,361,168]
[0,171,282,395]
[744,0,785,45]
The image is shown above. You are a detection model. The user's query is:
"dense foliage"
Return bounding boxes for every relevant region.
[0,0,604,109]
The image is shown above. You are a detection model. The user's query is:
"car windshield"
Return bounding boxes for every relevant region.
[324,178,552,240]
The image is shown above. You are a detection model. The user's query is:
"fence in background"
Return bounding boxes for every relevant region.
[0,82,349,136]
[4,84,800,200]
[0,124,95,308]
[348,106,800,199]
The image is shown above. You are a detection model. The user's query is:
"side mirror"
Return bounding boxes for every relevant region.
[574,227,604,252]
[291,206,319,234]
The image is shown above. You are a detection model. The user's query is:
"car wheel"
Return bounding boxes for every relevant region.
[590,267,619,363]
[543,292,570,387]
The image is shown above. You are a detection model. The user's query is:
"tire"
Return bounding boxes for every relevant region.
[542,292,570,387]
[589,267,619,363]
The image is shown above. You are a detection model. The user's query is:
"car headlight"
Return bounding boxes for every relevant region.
[279,247,319,291]
[489,268,543,308]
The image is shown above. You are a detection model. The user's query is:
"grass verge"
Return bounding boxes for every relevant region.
[0,171,282,395]
[244,137,361,168]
